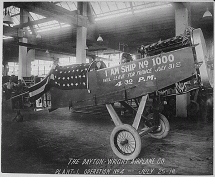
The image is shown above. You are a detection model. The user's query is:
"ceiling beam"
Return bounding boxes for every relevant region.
[18,41,77,55]
[171,2,186,9]
[87,2,95,24]
[13,17,55,28]
[5,40,98,59]
[8,2,88,27]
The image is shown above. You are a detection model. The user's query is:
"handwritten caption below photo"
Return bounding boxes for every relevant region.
[55,158,176,175]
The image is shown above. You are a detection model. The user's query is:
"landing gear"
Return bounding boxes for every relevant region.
[106,95,170,160]
[147,113,170,139]
[110,124,141,160]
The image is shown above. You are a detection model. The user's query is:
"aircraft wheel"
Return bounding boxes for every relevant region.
[148,113,170,139]
[110,124,141,160]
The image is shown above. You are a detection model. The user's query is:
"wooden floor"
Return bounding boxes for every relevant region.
[1,103,213,175]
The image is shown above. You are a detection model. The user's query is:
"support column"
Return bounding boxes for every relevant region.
[76,27,87,64]
[18,9,32,79]
[175,5,190,35]
[76,2,87,64]
[175,3,191,117]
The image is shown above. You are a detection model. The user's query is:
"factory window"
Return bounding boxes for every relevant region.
[31,60,52,77]
[98,53,121,67]
[58,57,76,66]
[58,57,89,66]
[7,62,19,76]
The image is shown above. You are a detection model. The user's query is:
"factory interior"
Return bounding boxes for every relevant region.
[1,1,214,175]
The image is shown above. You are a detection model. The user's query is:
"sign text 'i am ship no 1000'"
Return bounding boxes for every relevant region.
[97,48,193,88]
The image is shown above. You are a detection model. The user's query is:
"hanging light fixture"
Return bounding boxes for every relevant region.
[97,34,103,42]
[203,8,212,18]
[36,34,42,39]
[3,8,13,25]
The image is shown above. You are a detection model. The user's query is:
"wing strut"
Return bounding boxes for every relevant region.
[132,95,148,130]
[106,104,122,126]
[106,94,148,130]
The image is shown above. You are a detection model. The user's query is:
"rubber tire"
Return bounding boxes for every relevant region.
[110,124,142,160]
[147,113,170,139]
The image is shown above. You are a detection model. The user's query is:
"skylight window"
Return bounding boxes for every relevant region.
[36,23,71,33]
[106,2,118,11]
[26,19,71,33]
[55,1,171,22]
[29,12,46,20]
[95,11,132,21]
[95,2,172,21]
[134,3,172,14]
[56,1,77,11]
[12,15,20,26]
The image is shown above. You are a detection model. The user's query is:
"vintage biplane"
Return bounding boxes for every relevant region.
[15,27,210,160]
